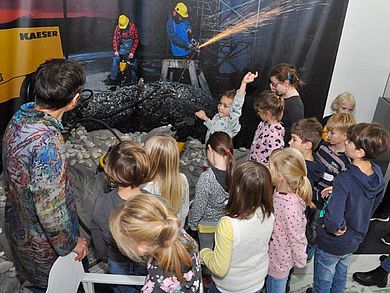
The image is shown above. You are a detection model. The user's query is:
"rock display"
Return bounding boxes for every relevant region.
[62,81,217,142]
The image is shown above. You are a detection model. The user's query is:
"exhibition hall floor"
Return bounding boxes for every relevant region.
[291,254,390,293]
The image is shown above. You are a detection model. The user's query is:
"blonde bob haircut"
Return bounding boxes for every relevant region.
[330,92,356,112]
[109,194,194,282]
[104,140,149,188]
[145,135,186,215]
[326,113,356,133]
[269,148,314,208]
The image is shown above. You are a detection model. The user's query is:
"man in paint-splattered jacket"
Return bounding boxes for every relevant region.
[2,59,88,290]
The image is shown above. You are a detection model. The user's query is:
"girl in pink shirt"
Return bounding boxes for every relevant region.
[249,90,285,166]
[266,148,314,293]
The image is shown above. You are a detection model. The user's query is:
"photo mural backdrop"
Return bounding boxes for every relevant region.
[0,0,349,146]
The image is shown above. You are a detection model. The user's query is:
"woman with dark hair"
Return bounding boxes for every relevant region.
[3,59,88,292]
[269,63,305,144]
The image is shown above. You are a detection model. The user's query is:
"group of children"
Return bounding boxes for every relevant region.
[91,63,390,293]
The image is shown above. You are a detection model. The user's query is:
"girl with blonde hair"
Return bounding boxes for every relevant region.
[321,92,356,140]
[110,194,201,292]
[321,92,356,127]
[266,148,313,293]
[142,135,190,227]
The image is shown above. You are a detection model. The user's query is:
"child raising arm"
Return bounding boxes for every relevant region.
[195,71,258,143]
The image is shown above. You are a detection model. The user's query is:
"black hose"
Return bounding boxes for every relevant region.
[64,116,121,237]
[65,117,122,142]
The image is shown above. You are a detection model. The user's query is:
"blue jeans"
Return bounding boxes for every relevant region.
[266,275,288,293]
[110,47,137,83]
[313,247,352,293]
[208,281,262,293]
[108,258,146,293]
[382,255,390,272]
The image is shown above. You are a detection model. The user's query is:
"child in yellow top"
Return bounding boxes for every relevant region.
[201,161,274,292]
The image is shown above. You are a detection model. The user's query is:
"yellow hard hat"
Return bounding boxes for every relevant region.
[175,2,188,18]
[118,15,129,29]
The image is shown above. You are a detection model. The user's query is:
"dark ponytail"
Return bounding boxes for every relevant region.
[223,147,235,191]
[269,63,304,89]
[206,132,235,191]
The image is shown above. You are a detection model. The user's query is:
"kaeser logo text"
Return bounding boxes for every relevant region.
[19,31,58,40]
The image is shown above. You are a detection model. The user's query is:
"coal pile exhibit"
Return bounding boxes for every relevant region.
[63,81,217,142]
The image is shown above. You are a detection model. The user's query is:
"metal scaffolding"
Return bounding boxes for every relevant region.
[190,0,263,72]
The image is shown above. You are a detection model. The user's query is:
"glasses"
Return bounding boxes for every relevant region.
[270,80,282,89]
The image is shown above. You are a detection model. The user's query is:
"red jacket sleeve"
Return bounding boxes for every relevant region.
[130,23,139,54]
[112,26,120,52]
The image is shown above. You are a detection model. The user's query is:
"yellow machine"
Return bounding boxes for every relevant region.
[0,26,63,103]
[119,60,127,72]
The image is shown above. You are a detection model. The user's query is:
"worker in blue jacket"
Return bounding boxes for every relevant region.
[167,2,196,57]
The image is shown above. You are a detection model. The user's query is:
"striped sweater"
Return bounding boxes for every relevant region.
[316,141,350,192]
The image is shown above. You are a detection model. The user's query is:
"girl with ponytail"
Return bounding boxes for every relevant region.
[110,194,201,292]
[188,131,235,249]
[249,90,285,166]
[269,63,305,144]
[266,148,313,293]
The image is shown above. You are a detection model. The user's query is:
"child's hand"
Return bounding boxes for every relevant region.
[242,71,259,84]
[334,226,347,236]
[321,187,333,199]
[195,110,209,121]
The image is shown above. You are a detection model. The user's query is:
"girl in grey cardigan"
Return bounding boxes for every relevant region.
[188,132,235,249]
